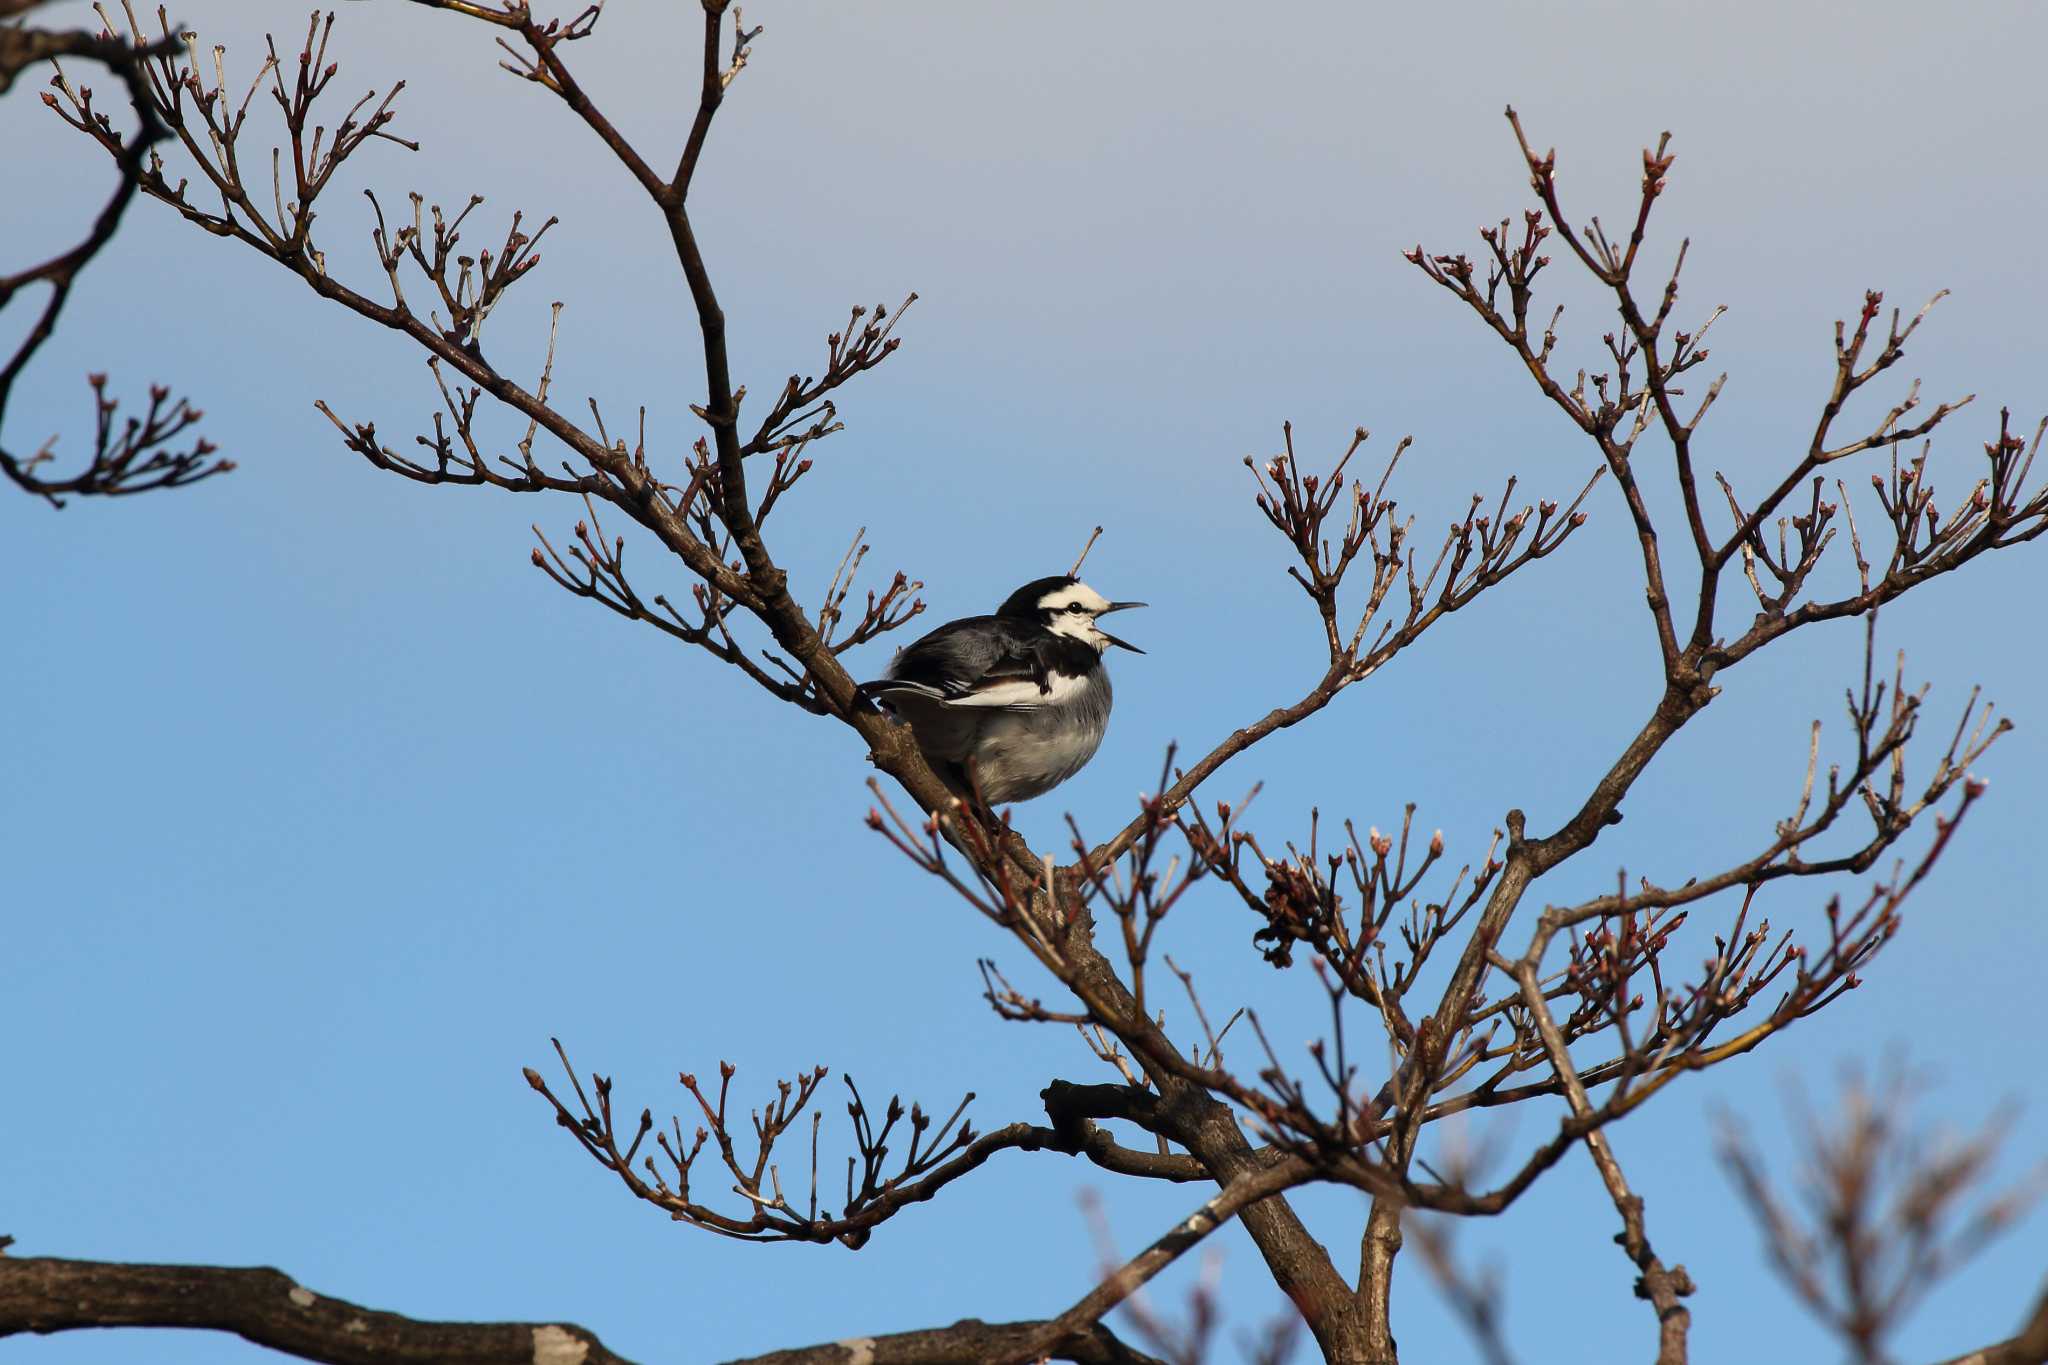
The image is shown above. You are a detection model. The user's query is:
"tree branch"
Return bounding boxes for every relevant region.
[1,8,228,503]
[0,1251,1171,1365]
[0,1254,632,1365]
[998,1156,1311,1365]
[725,1317,1166,1365]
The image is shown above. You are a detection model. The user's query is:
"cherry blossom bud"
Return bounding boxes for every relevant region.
[1429,830,1445,857]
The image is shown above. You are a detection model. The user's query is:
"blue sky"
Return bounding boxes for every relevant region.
[6,3,2046,1361]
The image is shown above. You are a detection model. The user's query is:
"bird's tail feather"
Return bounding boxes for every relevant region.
[857,678,948,702]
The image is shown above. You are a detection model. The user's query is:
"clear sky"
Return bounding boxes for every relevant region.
[5,3,2046,1362]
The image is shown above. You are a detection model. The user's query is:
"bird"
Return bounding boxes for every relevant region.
[858,574,1145,804]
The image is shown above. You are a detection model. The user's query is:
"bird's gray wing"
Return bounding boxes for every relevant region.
[860,616,1052,706]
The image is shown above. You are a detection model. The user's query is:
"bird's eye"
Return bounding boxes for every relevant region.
[1067,602,1090,613]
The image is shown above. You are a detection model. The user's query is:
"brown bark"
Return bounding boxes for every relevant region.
[0,1253,1167,1365]
[0,1256,628,1365]
[1356,1199,1405,1364]
[725,1318,1164,1365]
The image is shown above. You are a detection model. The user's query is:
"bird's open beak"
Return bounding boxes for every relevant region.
[1098,601,1145,653]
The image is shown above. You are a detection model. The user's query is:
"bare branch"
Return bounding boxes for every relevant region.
[999,1158,1310,1365]
[1,11,228,502]
[0,1253,632,1364]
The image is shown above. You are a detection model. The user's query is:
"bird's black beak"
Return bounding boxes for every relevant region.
[1098,601,1145,653]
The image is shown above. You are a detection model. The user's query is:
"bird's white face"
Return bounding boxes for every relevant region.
[1038,580,1133,651]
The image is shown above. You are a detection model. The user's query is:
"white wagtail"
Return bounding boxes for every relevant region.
[858,574,1145,804]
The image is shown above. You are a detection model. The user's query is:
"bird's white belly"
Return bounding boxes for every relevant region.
[971,706,1108,803]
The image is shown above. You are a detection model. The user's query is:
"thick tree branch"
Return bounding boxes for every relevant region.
[0,1252,1169,1365]
[726,1317,1165,1365]
[0,1254,632,1365]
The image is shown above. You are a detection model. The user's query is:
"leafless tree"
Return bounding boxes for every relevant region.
[3,4,2045,1364]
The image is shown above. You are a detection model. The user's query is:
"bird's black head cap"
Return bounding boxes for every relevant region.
[997,574,1080,618]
